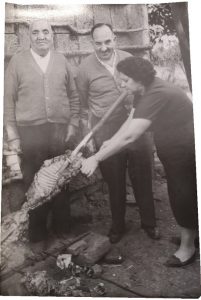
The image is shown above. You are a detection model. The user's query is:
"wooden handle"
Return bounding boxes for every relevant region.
[72,90,128,156]
[91,90,128,135]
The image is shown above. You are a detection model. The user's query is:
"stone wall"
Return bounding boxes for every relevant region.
[4,4,151,70]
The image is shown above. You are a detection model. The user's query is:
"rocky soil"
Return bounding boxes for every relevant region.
[1,167,200,297]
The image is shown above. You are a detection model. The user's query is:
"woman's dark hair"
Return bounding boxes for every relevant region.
[117,56,156,86]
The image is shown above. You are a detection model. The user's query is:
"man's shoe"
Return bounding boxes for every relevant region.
[164,252,196,267]
[108,229,124,244]
[144,227,161,240]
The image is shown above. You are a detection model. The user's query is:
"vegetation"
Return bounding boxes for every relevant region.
[147,4,181,66]
[147,3,188,91]
[148,3,176,42]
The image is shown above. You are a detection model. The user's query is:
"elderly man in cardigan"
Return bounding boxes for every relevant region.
[4,19,80,242]
[76,23,160,244]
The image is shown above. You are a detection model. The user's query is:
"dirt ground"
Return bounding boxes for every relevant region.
[70,178,201,298]
[1,175,201,297]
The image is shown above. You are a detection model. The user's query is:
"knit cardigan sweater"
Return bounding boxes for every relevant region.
[4,50,80,129]
[76,49,131,121]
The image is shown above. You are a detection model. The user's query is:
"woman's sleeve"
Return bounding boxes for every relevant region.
[134,90,168,122]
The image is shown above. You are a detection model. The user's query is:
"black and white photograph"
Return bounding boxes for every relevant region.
[0,1,200,297]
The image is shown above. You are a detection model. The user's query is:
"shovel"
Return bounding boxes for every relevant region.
[56,90,128,174]
[1,91,130,257]
[24,90,129,207]
[1,92,131,258]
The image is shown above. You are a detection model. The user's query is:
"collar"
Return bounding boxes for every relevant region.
[95,50,117,76]
[30,48,50,60]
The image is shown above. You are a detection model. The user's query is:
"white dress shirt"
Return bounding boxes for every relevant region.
[30,48,50,73]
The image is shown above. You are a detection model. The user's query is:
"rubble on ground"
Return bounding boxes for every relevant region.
[1,150,101,271]
[18,232,126,296]
[21,261,105,296]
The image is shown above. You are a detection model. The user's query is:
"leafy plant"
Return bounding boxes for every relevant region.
[151,34,181,67]
[147,3,176,43]
[147,4,188,90]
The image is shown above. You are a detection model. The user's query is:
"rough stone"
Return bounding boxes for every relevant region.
[91,264,103,278]
[67,239,88,256]
[74,232,111,265]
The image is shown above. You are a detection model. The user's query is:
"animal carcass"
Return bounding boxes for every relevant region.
[1,150,100,271]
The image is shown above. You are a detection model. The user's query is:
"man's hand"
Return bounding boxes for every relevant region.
[8,138,22,154]
[81,155,99,177]
[65,125,77,150]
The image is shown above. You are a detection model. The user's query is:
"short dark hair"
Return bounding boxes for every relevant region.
[117,56,156,86]
[91,23,113,38]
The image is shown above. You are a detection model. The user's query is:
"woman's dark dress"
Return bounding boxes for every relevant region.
[134,77,198,229]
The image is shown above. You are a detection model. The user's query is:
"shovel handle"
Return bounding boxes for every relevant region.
[91,90,128,135]
[72,90,128,156]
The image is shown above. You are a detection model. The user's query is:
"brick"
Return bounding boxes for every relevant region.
[74,232,111,265]
[67,239,88,256]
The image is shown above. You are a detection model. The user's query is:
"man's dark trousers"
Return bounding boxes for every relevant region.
[19,123,71,242]
[91,114,156,234]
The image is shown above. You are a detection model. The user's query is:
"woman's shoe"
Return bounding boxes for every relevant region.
[164,252,196,267]
[170,236,199,248]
